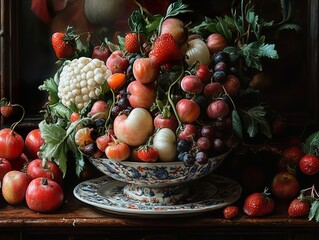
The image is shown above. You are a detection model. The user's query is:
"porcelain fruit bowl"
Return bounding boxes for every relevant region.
[88,150,231,205]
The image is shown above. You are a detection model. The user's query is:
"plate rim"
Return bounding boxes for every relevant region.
[73,174,242,216]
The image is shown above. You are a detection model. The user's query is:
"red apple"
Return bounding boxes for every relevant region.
[26,159,63,185]
[0,158,13,181]
[154,114,178,132]
[127,80,156,109]
[161,17,187,46]
[10,153,29,171]
[106,50,129,73]
[133,57,159,84]
[24,128,45,160]
[113,108,154,146]
[2,170,30,205]
[271,172,300,199]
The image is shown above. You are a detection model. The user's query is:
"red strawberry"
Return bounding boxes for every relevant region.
[288,198,311,218]
[299,154,319,175]
[223,205,239,219]
[51,27,76,59]
[125,33,145,54]
[149,33,182,65]
[243,188,275,217]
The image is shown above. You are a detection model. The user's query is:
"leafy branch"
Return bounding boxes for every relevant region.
[189,0,300,71]
[39,117,93,177]
[232,105,272,140]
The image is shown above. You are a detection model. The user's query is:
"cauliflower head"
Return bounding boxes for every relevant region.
[58,57,112,111]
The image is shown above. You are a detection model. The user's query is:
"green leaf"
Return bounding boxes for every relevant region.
[38,78,59,104]
[215,17,233,42]
[39,120,68,176]
[50,102,73,120]
[238,37,279,70]
[238,106,272,139]
[245,6,260,39]
[224,46,242,62]
[232,109,243,139]
[309,200,319,222]
[128,10,146,33]
[74,149,85,176]
[165,0,192,18]
[146,15,162,34]
[302,131,319,154]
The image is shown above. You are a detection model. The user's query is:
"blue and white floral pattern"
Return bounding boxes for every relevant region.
[73,174,241,216]
[89,150,230,187]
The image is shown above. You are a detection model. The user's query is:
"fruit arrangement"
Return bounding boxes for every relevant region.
[0,103,64,213]
[219,131,319,221]
[38,0,300,178]
[3,0,319,220]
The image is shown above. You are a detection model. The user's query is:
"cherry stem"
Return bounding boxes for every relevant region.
[167,67,185,133]
[221,85,237,110]
[9,104,25,132]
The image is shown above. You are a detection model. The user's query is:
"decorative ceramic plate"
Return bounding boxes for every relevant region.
[73,174,241,217]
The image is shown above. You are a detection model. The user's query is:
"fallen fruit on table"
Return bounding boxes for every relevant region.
[26,159,63,185]
[2,170,30,205]
[0,158,13,181]
[24,128,45,160]
[243,188,275,217]
[288,198,311,218]
[271,172,300,200]
[25,177,64,213]
[223,205,239,219]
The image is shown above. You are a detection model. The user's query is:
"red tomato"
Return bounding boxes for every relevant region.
[105,141,130,161]
[25,177,64,213]
[136,146,159,163]
[24,129,45,160]
[70,112,80,122]
[26,159,63,185]
[0,128,24,161]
